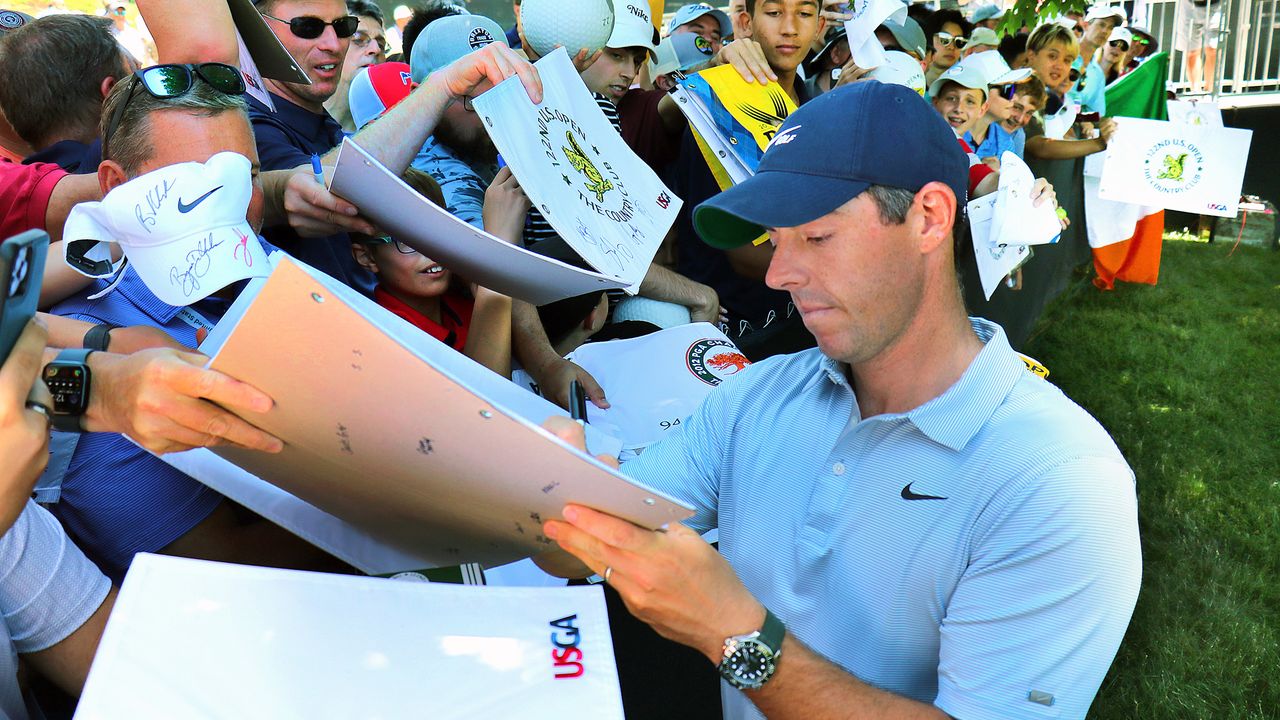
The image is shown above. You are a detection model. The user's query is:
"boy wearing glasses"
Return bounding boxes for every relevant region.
[957,51,1033,167]
[352,169,523,378]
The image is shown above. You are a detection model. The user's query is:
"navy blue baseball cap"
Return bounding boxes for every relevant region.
[693,81,969,249]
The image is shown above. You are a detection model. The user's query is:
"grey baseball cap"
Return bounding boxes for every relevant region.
[0,9,33,35]
[410,13,508,84]
[882,16,926,59]
[666,3,730,39]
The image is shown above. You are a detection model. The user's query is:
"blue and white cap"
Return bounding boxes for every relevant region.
[694,82,968,249]
[410,13,508,84]
[666,3,730,39]
[649,30,715,77]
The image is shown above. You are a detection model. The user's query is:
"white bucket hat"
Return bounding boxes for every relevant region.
[63,151,270,306]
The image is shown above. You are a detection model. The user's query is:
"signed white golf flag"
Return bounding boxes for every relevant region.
[1098,117,1252,218]
[473,48,682,290]
[843,0,909,69]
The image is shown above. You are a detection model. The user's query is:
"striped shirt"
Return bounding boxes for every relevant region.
[48,266,238,581]
[623,317,1141,720]
[0,501,111,719]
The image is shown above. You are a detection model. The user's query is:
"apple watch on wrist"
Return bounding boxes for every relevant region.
[718,608,786,691]
[43,348,93,433]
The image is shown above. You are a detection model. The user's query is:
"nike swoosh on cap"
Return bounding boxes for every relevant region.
[901,482,948,501]
[177,185,223,214]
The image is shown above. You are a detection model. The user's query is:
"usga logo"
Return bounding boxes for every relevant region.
[550,614,585,679]
[686,338,751,386]
[1206,202,1228,212]
[1143,138,1204,195]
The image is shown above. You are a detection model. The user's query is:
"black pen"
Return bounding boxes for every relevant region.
[569,380,589,426]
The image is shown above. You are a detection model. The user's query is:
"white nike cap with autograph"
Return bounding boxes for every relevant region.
[63,151,270,306]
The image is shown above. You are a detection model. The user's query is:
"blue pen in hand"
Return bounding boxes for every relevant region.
[310,153,325,186]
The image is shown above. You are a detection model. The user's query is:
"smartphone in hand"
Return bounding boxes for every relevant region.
[0,230,49,365]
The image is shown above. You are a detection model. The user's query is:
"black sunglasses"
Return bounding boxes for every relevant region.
[103,63,246,158]
[1068,67,1081,83]
[364,236,418,255]
[262,13,359,39]
[1109,39,1130,51]
[989,83,1019,101]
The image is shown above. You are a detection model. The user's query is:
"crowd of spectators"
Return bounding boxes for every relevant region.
[0,1,1152,718]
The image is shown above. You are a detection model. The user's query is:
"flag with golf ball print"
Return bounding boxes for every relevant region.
[473,48,682,292]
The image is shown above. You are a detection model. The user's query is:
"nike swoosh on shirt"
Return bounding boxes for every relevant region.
[177,186,223,213]
[901,483,948,501]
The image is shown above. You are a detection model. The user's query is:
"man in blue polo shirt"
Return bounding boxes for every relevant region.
[541,83,1141,720]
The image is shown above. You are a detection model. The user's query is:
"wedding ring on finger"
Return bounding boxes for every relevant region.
[24,401,52,430]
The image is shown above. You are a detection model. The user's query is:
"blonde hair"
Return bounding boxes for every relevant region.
[1027,23,1079,56]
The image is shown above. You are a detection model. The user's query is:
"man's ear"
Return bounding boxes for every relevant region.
[351,242,379,274]
[100,76,118,101]
[739,10,753,39]
[97,159,129,196]
[913,181,957,256]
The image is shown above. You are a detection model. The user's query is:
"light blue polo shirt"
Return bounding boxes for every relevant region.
[1068,56,1107,115]
[623,318,1141,720]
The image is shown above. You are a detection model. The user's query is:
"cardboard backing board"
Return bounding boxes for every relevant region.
[205,257,693,568]
[227,0,311,85]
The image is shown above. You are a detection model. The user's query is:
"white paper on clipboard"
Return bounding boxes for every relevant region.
[329,139,627,305]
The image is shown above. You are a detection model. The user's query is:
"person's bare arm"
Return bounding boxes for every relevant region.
[262,43,542,238]
[24,588,116,697]
[1024,135,1106,161]
[137,0,237,65]
[639,263,721,324]
[464,290,512,378]
[43,173,101,245]
[511,300,608,410]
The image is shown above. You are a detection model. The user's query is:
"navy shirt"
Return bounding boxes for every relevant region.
[673,81,814,343]
[24,138,102,174]
[246,93,374,294]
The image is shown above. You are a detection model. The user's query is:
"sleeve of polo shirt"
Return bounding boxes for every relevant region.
[1013,129,1026,159]
[249,115,314,172]
[933,456,1141,720]
[618,380,732,535]
[0,160,67,238]
[0,501,111,654]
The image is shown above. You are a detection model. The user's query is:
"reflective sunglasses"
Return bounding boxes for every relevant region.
[989,83,1019,101]
[936,31,968,49]
[352,29,388,53]
[1109,39,1130,51]
[261,13,359,39]
[1134,36,1150,46]
[365,236,418,255]
[103,63,246,158]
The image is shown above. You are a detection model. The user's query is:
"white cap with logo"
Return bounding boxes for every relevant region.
[868,51,927,96]
[607,1,660,60]
[62,152,270,306]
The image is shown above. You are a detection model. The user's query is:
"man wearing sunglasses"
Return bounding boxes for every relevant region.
[923,9,970,88]
[324,0,387,133]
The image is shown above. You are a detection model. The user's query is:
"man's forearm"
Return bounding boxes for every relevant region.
[511,300,560,373]
[639,263,717,317]
[746,634,950,720]
[1025,135,1105,161]
[338,77,456,175]
[138,0,237,65]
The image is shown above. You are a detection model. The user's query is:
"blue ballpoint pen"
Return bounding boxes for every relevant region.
[310,153,325,186]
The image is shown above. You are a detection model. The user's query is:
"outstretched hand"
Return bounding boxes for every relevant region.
[432,42,543,105]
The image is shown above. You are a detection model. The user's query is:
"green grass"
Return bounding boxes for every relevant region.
[1022,238,1280,719]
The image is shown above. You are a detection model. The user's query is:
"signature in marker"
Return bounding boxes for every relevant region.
[134,178,176,234]
[169,233,224,298]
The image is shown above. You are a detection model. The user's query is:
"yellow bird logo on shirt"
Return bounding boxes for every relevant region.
[562,132,614,203]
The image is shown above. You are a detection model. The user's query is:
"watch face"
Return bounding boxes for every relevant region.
[724,640,776,689]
